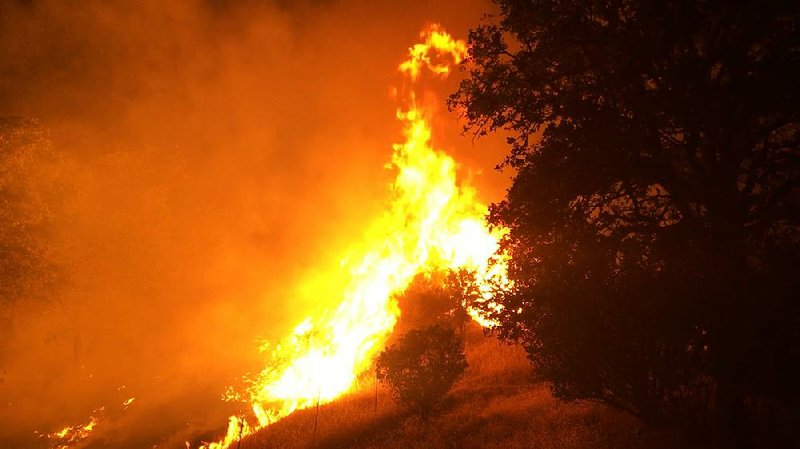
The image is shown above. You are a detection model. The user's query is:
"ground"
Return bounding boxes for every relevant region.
[238,326,679,449]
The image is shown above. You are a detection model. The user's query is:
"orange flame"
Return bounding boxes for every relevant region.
[47,409,103,449]
[199,23,507,449]
[44,389,141,449]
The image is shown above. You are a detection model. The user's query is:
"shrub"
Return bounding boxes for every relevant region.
[376,325,467,419]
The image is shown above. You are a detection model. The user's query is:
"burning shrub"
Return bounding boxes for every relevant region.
[376,324,467,419]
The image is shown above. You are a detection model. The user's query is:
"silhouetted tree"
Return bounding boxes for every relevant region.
[451,1,799,447]
[376,325,467,419]
[0,117,59,367]
[394,270,476,335]
[394,273,453,334]
[444,268,482,335]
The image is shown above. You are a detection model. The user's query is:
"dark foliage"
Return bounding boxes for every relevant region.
[0,117,59,365]
[376,325,467,419]
[1,118,52,303]
[393,270,476,335]
[451,0,799,446]
[443,268,482,335]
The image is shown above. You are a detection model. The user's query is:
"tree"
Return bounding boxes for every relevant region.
[394,270,476,336]
[0,117,59,368]
[451,0,799,446]
[443,268,482,335]
[376,325,467,419]
[394,272,454,334]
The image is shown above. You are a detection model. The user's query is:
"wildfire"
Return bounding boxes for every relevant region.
[398,23,467,80]
[198,23,507,448]
[42,391,140,449]
[46,408,103,449]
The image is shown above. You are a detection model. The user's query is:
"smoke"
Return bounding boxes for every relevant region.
[0,0,503,447]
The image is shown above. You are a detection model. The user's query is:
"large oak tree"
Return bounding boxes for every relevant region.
[452,1,799,446]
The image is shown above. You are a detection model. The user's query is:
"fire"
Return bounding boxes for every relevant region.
[46,409,103,449]
[43,391,139,449]
[198,23,508,448]
[398,23,467,80]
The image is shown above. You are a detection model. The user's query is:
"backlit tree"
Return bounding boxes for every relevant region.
[451,1,799,446]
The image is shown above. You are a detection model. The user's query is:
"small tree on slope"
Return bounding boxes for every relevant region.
[376,325,467,419]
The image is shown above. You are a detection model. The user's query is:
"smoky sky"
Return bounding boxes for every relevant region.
[0,1,505,447]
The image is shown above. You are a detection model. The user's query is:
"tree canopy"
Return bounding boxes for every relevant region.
[451,0,799,445]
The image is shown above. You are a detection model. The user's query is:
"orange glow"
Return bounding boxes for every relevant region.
[198,24,508,449]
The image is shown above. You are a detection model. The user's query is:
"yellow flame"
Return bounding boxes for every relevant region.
[47,414,100,449]
[399,23,467,80]
[199,24,507,449]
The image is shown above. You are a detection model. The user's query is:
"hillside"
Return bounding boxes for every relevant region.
[234,326,678,449]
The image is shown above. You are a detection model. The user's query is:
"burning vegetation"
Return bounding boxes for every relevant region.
[197,23,508,449]
[3,1,798,449]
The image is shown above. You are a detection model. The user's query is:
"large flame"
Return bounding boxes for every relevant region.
[201,23,506,448]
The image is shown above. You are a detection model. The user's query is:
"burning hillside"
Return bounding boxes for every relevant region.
[198,24,508,449]
[21,21,508,449]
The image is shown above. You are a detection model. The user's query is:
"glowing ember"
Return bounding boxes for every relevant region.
[199,23,508,448]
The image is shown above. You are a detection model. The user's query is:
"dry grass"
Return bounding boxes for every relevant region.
[239,326,681,449]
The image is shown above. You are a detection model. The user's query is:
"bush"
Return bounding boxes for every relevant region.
[376,325,467,419]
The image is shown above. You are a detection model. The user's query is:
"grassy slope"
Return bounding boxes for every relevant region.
[240,327,678,449]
